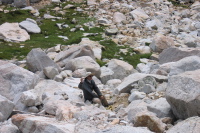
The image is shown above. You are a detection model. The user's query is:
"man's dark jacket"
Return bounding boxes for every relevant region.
[78,78,102,101]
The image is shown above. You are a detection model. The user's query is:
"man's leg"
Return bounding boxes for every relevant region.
[100,96,109,107]
[92,98,101,105]
[93,96,110,107]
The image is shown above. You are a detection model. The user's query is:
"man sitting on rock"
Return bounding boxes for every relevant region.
[78,72,109,107]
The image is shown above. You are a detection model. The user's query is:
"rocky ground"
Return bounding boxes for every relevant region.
[30,0,51,9]
[0,0,200,133]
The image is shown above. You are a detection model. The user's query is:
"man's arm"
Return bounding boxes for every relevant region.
[80,80,98,97]
[92,80,102,97]
[83,83,98,97]
[78,82,83,90]
[78,77,84,90]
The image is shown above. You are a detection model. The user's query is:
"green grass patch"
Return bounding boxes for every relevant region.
[145,42,151,46]
[0,42,29,60]
[0,1,100,60]
[0,1,151,68]
[167,0,191,8]
[100,39,152,68]
[120,53,152,68]
[96,59,107,67]
[0,10,33,24]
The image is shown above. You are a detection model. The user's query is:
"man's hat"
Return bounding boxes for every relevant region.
[85,72,94,77]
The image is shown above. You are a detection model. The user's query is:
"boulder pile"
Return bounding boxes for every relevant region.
[0,0,200,133]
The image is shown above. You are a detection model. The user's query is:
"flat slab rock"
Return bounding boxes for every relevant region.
[97,125,154,133]
[0,22,30,42]
[115,73,167,94]
[11,114,75,133]
[159,47,200,64]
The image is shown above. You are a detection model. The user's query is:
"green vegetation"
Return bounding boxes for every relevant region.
[145,42,150,46]
[0,10,32,24]
[0,1,151,67]
[99,39,152,68]
[0,2,102,60]
[96,59,107,67]
[167,0,191,8]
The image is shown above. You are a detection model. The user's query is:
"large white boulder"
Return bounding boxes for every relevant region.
[44,99,80,120]
[14,0,30,8]
[98,18,110,25]
[139,84,156,94]
[0,60,39,110]
[12,114,75,133]
[43,66,59,79]
[0,95,14,122]
[195,22,200,29]
[166,116,200,133]
[107,59,134,80]
[147,98,173,118]
[73,104,110,121]
[97,125,154,133]
[145,19,163,30]
[150,62,175,76]
[134,46,151,54]
[33,79,82,103]
[170,24,179,34]
[134,111,166,133]
[127,100,148,123]
[74,105,113,133]
[128,91,146,102]
[178,32,200,47]
[159,47,200,64]
[0,23,30,42]
[169,56,200,76]
[0,119,19,133]
[18,78,82,111]
[100,66,114,84]
[190,1,200,11]
[105,28,118,36]
[19,18,41,33]
[64,56,101,78]
[26,48,61,73]
[136,64,149,74]
[72,68,87,78]
[138,76,157,91]
[20,90,40,107]
[99,0,109,4]
[136,62,155,74]
[54,44,95,67]
[113,12,126,23]
[115,73,167,94]
[150,33,175,53]
[179,18,193,32]
[106,79,121,89]
[63,77,82,88]
[87,0,97,5]
[126,99,147,111]
[166,69,200,119]
[78,38,103,60]
[129,8,149,22]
